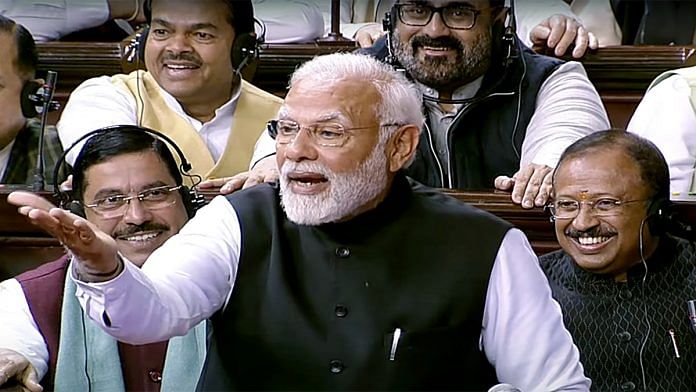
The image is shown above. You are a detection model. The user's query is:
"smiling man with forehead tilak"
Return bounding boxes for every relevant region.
[541,130,696,391]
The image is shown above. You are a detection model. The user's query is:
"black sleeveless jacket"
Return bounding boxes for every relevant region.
[199,175,511,390]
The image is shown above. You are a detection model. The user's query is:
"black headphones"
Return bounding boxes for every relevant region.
[382,0,519,70]
[52,125,207,219]
[646,197,672,236]
[20,80,42,118]
[644,197,696,241]
[125,0,262,74]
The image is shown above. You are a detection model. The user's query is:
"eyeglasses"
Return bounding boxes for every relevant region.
[546,198,648,220]
[267,119,400,148]
[83,185,183,219]
[396,3,483,30]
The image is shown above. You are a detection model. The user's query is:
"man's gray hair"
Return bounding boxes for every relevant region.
[289,52,424,137]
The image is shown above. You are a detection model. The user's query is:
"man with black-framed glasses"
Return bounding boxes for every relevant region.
[362,0,609,210]
[540,130,696,390]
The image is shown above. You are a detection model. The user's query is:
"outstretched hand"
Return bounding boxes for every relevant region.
[198,155,279,195]
[530,14,598,58]
[0,348,42,392]
[7,191,120,279]
[494,163,553,209]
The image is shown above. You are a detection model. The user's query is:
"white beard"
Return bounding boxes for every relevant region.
[279,142,389,225]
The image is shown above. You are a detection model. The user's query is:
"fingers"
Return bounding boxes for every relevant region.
[534,171,554,207]
[553,18,579,57]
[355,24,384,48]
[240,167,279,190]
[7,191,56,211]
[529,25,551,52]
[20,366,42,392]
[59,175,73,192]
[510,165,534,205]
[220,176,247,194]
[494,175,515,191]
[571,25,589,58]
[512,165,553,209]
[197,177,232,189]
[0,352,25,388]
[242,175,263,190]
[49,209,95,245]
[544,15,566,49]
[356,34,372,48]
[588,32,598,50]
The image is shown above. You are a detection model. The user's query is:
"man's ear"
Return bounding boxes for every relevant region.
[387,124,420,172]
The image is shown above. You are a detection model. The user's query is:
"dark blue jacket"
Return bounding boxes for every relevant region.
[361,36,563,189]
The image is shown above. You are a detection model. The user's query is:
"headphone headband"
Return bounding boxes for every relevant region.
[52,125,194,194]
[53,125,205,218]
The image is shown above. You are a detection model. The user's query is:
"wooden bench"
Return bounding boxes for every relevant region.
[36,42,696,128]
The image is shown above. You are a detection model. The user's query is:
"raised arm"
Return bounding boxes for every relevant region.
[495,61,609,208]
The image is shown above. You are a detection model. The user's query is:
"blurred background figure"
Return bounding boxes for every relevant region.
[0,0,325,43]
[0,15,62,185]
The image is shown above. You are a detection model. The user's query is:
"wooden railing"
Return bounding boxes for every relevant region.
[3,185,696,281]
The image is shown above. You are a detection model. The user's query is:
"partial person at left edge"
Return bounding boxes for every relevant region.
[0,0,326,43]
[0,15,62,185]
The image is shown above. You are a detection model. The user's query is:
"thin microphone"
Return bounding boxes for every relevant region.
[687,300,696,336]
[32,70,58,192]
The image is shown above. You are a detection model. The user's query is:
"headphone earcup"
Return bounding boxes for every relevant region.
[646,198,672,236]
[231,32,257,72]
[179,186,195,218]
[179,186,206,218]
[20,80,41,118]
[124,27,148,64]
[137,27,148,61]
[66,200,86,218]
[491,13,515,68]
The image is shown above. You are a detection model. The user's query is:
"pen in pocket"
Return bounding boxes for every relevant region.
[669,329,681,359]
[389,327,401,361]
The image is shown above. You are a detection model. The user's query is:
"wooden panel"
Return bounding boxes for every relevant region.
[3,186,696,280]
[0,187,63,280]
[35,42,696,128]
[578,45,696,92]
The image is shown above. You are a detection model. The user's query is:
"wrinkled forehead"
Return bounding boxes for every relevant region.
[552,150,648,198]
[280,78,380,124]
[83,152,178,194]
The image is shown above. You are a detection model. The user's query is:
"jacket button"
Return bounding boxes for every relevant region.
[617,331,632,342]
[619,289,633,299]
[335,305,348,318]
[335,247,350,258]
[329,359,344,374]
[620,381,636,391]
[148,370,162,383]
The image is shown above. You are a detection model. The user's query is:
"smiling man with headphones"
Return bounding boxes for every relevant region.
[0,126,208,391]
[0,15,63,185]
[57,0,282,189]
[361,0,609,210]
[541,130,696,391]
